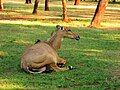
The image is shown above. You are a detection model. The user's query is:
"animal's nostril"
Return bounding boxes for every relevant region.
[78,36,80,39]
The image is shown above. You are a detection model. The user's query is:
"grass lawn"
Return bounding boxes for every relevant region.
[0,0,120,90]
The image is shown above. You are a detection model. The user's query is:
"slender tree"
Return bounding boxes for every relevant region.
[45,0,49,11]
[0,0,3,11]
[25,0,32,4]
[74,0,80,5]
[90,0,109,27]
[113,0,116,2]
[33,0,40,14]
[81,0,85,1]
[92,0,98,2]
[32,0,69,22]
[62,0,69,22]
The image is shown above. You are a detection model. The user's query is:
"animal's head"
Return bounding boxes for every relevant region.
[55,25,80,40]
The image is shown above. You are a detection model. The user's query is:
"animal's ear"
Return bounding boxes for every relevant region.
[56,25,64,31]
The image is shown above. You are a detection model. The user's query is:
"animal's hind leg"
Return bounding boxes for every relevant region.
[31,60,49,69]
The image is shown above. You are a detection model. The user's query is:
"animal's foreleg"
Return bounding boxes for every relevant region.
[58,57,66,64]
[50,63,69,72]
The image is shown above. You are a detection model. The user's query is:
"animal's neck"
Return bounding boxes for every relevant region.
[47,32,63,51]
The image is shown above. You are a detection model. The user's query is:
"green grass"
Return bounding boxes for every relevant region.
[0,0,120,90]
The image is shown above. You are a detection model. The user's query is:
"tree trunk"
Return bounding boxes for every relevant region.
[113,0,116,2]
[62,0,69,22]
[90,0,109,27]
[74,0,80,5]
[45,0,49,11]
[81,0,85,1]
[25,0,32,4]
[33,0,40,14]
[0,0,3,11]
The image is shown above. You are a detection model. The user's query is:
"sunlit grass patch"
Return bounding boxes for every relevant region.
[100,33,120,41]
[0,79,25,90]
[13,39,30,45]
[0,51,8,58]
[83,49,103,56]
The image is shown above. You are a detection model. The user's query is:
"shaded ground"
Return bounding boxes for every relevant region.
[1,0,120,28]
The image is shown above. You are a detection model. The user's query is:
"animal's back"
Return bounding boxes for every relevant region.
[21,42,58,64]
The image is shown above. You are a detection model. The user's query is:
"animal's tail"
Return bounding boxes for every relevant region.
[34,39,41,44]
[21,62,46,74]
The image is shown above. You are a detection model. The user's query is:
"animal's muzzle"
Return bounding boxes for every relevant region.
[75,35,80,40]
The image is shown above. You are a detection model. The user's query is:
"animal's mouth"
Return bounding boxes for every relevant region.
[75,36,80,40]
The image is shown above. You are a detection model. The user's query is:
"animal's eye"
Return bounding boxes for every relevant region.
[68,29,71,31]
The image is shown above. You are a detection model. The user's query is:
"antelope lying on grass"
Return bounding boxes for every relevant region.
[21,25,80,74]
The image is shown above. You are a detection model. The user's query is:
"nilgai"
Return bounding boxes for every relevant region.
[21,25,80,73]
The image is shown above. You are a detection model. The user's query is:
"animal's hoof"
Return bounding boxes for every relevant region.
[57,63,65,68]
[68,66,76,70]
